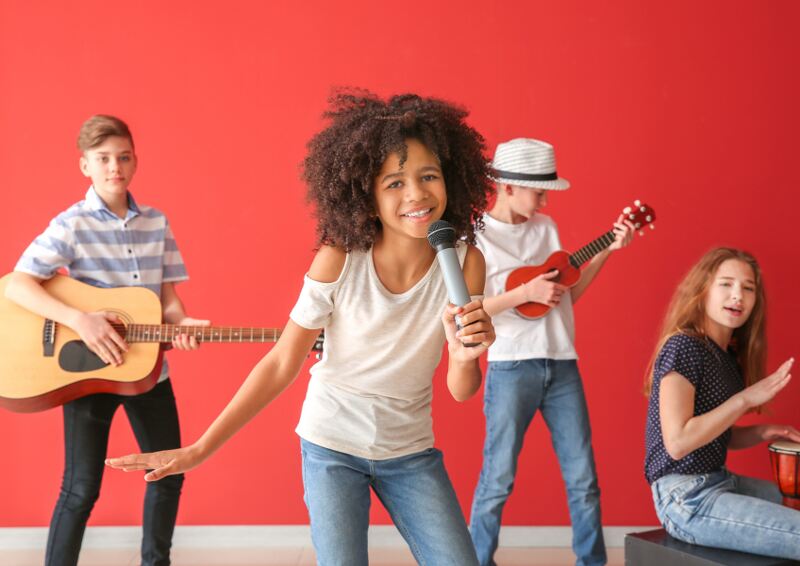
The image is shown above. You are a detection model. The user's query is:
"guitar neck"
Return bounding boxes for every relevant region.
[568,230,616,268]
[120,325,283,344]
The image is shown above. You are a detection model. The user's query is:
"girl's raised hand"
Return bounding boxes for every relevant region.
[442,299,495,361]
[740,358,794,409]
[106,444,205,482]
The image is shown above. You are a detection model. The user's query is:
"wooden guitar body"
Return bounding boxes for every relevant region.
[0,274,163,412]
[505,251,581,319]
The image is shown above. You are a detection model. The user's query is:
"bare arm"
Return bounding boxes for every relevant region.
[160,282,211,351]
[571,215,634,305]
[444,246,495,402]
[570,250,611,304]
[4,271,127,365]
[660,358,794,460]
[107,246,347,480]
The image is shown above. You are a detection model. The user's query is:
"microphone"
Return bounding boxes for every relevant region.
[427,220,478,346]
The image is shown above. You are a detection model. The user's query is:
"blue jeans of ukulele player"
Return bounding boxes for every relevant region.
[470,359,606,566]
[652,469,800,560]
[300,438,479,566]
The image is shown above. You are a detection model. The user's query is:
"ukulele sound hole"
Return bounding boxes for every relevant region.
[58,341,109,372]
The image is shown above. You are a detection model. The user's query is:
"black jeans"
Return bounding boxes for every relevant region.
[45,379,184,566]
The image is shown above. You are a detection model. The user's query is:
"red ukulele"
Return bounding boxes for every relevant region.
[505,200,657,319]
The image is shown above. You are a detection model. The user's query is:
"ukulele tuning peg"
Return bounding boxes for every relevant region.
[640,206,646,212]
[623,206,632,214]
[639,230,644,236]
[635,223,641,229]
[646,215,652,222]
[650,224,655,230]
[628,214,635,220]
[634,199,641,207]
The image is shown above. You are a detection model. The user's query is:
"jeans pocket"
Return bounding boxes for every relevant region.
[489,360,521,372]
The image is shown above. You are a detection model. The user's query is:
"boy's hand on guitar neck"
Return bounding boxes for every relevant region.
[171,317,211,351]
[71,311,128,366]
[607,214,636,252]
[522,270,568,308]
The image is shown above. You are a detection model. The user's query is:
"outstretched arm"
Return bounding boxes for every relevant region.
[106,321,320,480]
[660,358,794,460]
[106,247,347,481]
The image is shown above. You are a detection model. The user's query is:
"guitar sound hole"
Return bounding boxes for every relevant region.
[58,341,109,372]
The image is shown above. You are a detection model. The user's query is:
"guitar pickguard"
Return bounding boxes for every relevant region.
[58,341,110,372]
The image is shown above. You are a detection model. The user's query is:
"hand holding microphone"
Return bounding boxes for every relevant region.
[427,220,495,355]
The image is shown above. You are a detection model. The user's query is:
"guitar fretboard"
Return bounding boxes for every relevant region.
[111,325,282,343]
[569,230,616,268]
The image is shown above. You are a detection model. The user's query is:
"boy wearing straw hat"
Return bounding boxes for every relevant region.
[469,138,635,566]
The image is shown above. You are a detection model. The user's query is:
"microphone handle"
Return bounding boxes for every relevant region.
[436,247,479,347]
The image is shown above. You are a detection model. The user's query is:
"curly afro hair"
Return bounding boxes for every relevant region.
[302,90,492,251]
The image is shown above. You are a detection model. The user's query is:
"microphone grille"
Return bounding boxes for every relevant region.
[427,220,456,248]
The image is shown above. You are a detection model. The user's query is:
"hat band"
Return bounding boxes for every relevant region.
[492,168,558,182]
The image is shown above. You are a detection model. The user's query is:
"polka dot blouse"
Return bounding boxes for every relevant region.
[645,333,745,484]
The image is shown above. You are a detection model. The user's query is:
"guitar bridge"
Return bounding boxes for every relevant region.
[42,319,56,357]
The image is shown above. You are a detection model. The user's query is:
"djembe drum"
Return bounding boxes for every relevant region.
[768,440,800,511]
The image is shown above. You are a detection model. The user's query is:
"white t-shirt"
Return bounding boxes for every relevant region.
[475,212,577,362]
[289,244,468,460]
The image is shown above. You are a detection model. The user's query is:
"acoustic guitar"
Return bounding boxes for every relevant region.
[505,200,656,320]
[0,273,321,413]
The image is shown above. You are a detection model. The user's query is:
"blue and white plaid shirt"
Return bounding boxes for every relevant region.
[15,186,189,382]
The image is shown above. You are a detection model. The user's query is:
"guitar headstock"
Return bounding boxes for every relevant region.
[623,200,656,235]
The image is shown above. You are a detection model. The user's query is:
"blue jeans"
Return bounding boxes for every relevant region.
[652,469,800,560]
[300,439,479,566]
[469,359,605,566]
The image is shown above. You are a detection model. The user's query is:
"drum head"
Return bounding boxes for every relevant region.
[768,440,800,454]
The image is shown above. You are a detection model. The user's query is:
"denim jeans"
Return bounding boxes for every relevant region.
[652,469,800,560]
[469,359,605,566]
[45,379,184,566]
[300,439,479,566]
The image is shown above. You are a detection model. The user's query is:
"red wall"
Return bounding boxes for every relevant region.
[1,0,798,528]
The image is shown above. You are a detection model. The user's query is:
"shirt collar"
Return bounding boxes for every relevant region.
[85,186,141,220]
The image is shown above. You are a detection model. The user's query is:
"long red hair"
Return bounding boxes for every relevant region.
[644,247,767,398]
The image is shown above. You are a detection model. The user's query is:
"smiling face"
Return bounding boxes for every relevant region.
[372,138,447,241]
[704,258,757,339]
[79,135,137,203]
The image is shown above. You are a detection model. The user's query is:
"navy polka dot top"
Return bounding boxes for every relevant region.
[645,333,745,484]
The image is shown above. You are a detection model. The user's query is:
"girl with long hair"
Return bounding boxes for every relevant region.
[644,247,800,559]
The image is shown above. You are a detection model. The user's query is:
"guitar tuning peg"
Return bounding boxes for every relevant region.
[634,199,641,207]
[628,214,635,220]
[645,215,652,222]
[650,224,655,230]
[640,206,646,212]
[623,206,632,214]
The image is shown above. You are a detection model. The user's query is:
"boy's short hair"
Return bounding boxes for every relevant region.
[77,115,134,152]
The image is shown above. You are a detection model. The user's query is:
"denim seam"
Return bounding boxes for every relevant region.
[697,512,800,536]
[374,478,426,565]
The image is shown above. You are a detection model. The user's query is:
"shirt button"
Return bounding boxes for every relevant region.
[127,249,133,254]
[133,274,139,279]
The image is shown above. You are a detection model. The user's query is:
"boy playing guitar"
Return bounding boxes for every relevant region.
[468,138,642,566]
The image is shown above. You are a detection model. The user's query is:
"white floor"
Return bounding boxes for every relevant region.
[0,526,640,565]
[0,546,626,566]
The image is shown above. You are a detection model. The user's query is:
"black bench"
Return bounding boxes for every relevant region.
[625,528,800,565]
